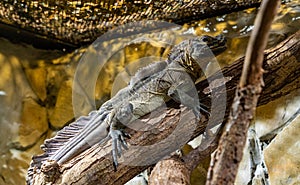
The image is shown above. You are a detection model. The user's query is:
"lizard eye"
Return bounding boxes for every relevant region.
[201,36,209,42]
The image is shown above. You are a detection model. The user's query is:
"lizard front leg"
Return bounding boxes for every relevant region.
[107,103,133,169]
[168,81,209,119]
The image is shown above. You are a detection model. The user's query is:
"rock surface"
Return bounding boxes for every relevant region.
[49,79,74,129]
[25,68,47,102]
[264,108,300,184]
[18,98,48,149]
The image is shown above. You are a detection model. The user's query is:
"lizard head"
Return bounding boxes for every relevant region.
[167,34,227,80]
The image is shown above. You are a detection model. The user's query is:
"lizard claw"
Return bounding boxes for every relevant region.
[193,103,211,120]
[199,102,210,116]
[193,106,201,120]
[109,128,129,170]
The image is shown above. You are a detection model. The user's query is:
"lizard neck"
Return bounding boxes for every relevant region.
[167,61,202,82]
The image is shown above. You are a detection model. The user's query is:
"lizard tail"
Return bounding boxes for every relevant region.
[26,110,100,185]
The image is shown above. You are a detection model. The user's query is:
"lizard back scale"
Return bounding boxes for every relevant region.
[26,34,226,184]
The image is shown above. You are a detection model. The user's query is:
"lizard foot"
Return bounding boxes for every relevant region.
[193,103,211,120]
[109,128,130,170]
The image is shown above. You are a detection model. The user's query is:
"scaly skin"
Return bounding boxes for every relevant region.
[27,34,226,184]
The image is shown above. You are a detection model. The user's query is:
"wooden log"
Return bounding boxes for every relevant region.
[0,0,261,48]
[31,30,300,185]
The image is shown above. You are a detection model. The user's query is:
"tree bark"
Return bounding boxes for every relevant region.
[31,30,300,185]
[149,157,191,185]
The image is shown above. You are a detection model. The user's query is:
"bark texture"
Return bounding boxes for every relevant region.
[31,30,300,185]
[149,157,191,185]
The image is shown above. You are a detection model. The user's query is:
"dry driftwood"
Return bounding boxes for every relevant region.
[32,30,300,185]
